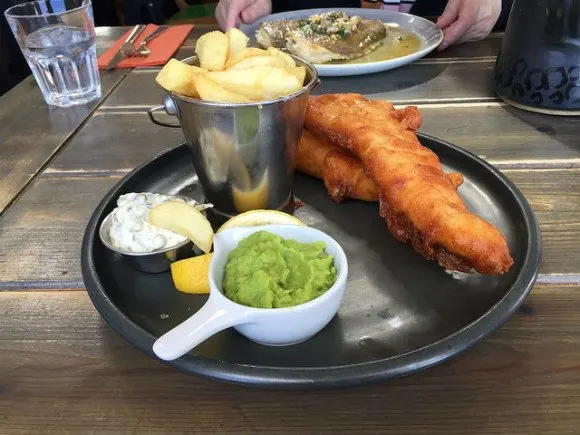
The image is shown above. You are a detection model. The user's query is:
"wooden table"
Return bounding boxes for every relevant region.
[1,25,579,434]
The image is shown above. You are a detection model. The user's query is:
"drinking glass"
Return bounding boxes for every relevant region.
[5,0,101,107]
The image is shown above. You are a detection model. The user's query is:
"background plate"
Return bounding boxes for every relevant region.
[82,135,541,389]
[240,8,443,77]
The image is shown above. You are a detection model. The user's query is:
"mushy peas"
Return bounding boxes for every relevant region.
[222,231,337,309]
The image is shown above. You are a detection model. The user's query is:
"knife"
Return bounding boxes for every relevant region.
[105,24,147,71]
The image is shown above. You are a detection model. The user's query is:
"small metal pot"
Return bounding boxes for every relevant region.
[99,212,200,274]
[148,55,319,217]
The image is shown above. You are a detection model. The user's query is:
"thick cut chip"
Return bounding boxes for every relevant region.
[155,58,204,97]
[225,47,269,69]
[158,30,305,102]
[285,66,307,85]
[229,55,287,70]
[266,47,296,67]
[195,30,228,71]
[260,68,303,98]
[226,27,249,61]
[206,66,302,100]
[193,74,251,103]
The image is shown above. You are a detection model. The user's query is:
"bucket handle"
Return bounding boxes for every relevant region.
[147,105,181,128]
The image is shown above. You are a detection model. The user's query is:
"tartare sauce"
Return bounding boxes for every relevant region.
[108,192,199,253]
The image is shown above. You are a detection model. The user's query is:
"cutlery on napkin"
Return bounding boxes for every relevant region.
[98,24,194,70]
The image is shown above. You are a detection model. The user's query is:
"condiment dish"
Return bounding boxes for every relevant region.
[152,224,349,361]
[99,212,197,274]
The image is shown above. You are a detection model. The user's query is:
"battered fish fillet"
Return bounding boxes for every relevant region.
[297,129,379,202]
[305,93,514,275]
[296,114,465,203]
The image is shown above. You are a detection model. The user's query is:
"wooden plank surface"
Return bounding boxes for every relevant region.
[0,168,578,288]
[0,175,121,289]
[1,285,579,434]
[100,60,498,109]
[419,104,580,167]
[318,60,497,104]
[425,32,501,60]
[45,107,580,176]
[47,113,184,173]
[0,71,127,215]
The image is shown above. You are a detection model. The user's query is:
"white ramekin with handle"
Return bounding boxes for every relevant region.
[153,224,348,361]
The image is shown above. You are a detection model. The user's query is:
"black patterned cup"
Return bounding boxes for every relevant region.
[494,0,580,115]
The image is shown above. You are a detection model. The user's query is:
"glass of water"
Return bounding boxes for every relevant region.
[5,0,101,107]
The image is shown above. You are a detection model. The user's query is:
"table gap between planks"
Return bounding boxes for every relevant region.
[1,25,579,434]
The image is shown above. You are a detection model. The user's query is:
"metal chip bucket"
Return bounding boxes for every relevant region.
[148,56,319,217]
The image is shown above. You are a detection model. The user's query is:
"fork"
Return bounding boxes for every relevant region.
[126,26,169,58]
[119,24,147,58]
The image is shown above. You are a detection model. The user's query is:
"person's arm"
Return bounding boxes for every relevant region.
[215,0,272,30]
[436,0,502,50]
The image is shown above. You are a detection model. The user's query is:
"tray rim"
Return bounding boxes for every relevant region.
[81,134,541,389]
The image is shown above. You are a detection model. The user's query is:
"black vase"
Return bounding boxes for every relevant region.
[494,0,580,114]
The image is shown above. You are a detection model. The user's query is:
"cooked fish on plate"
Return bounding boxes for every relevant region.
[241,8,443,76]
[256,11,389,64]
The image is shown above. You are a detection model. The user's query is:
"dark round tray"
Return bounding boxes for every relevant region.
[81,134,541,389]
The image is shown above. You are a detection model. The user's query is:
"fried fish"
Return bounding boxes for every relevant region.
[296,106,464,203]
[304,93,514,275]
[297,129,379,202]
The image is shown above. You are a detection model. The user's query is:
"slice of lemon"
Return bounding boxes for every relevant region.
[170,253,213,294]
[217,209,306,233]
[149,201,214,254]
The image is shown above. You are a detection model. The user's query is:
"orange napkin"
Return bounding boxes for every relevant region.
[98,24,194,70]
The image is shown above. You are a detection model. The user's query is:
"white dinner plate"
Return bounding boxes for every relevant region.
[240,8,443,77]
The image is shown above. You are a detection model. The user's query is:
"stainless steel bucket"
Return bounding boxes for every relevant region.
[148,56,319,217]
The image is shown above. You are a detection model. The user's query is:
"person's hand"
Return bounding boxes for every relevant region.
[436,0,501,50]
[215,0,272,30]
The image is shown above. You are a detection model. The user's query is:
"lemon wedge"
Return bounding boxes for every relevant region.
[217,209,306,233]
[170,253,212,294]
[149,201,214,254]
